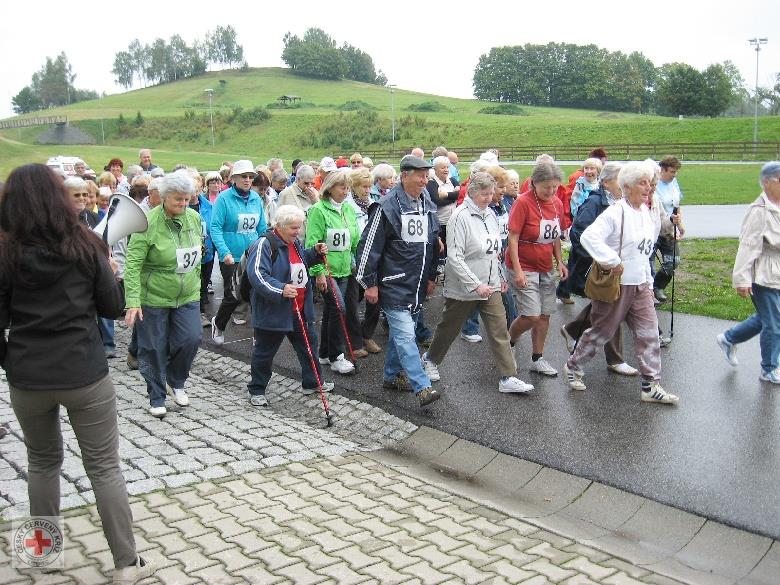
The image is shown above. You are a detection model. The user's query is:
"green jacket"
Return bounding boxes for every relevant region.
[125,206,202,308]
[304,198,359,277]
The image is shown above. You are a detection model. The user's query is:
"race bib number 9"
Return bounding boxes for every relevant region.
[176,246,201,273]
[290,263,308,288]
[326,228,350,252]
[537,218,560,244]
[401,213,428,243]
[237,213,259,235]
[484,236,501,256]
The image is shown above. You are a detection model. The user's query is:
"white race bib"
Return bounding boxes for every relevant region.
[400,213,428,243]
[484,236,501,257]
[326,228,350,252]
[497,214,509,240]
[290,262,308,288]
[201,221,207,237]
[176,246,201,273]
[237,213,259,235]
[537,218,560,244]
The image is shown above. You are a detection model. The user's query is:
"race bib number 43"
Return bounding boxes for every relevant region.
[176,246,201,273]
[237,213,259,234]
[326,228,350,252]
[401,213,428,243]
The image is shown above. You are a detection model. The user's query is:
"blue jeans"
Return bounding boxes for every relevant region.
[502,290,518,330]
[135,302,202,407]
[384,307,431,394]
[724,284,780,373]
[249,320,323,395]
[460,310,480,336]
[414,308,432,342]
[98,317,115,352]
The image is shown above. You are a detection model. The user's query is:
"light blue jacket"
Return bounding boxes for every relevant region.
[210,186,267,261]
[191,195,215,264]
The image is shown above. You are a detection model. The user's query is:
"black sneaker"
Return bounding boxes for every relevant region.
[654,288,668,302]
[382,374,411,392]
[418,387,441,407]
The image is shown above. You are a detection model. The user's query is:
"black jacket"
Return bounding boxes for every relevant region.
[355,184,440,311]
[567,187,613,296]
[0,245,124,390]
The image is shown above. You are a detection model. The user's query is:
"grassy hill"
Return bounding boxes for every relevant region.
[2,67,779,192]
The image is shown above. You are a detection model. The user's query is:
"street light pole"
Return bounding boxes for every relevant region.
[748,37,768,144]
[204,88,215,149]
[389,84,397,155]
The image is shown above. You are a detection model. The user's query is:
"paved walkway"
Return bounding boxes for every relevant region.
[0,328,776,584]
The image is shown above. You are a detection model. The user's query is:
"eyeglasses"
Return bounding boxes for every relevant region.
[72,192,89,198]
[351,161,362,166]
[238,174,254,179]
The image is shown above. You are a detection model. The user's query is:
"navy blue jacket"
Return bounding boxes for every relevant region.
[567,186,612,296]
[246,229,322,331]
[355,183,440,310]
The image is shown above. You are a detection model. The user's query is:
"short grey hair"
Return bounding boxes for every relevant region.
[531,162,564,185]
[148,178,162,193]
[599,162,623,184]
[267,158,283,171]
[535,154,555,164]
[372,163,395,182]
[126,164,143,179]
[469,159,490,175]
[467,172,496,197]
[138,148,151,158]
[296,164,315,182]
[506,169,520,182]
[432,156,450,170]
[760,161,780,187]
[618,161,655,192]
[271,169,289,184]
[273,204,305,227]
[159,172,195,200]
[63,176,87,191]
[431,146,448,158]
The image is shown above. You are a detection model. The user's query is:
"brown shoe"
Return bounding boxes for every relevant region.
[383,374,411,392]
[352,348,369,359]
[364,338,382,353]
[418,387,441,407]
[127,353,138,370]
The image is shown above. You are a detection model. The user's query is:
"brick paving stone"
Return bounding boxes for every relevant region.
[447,543,498,568]
[408,544,459,569]
[603,572,653,585]
[360,560,410,584]
[249,544,299,571]
[333,544,380,570]
[65,564,110,584]
[526,542,579,564]
[373,545,420,570]
[276,561,329,585]
[170,547,220,573]
[211,547,256,572]
[523,558,577,583]
[190,563,242,584]
[399,560,451,584]
[148,531,194,556]
[317,561,371,585]
[189,531,235,556]
[308,531,353,553]
[561,575,601,585]
[600,559,651,579]
[485,559,537,583]
[419,530,465,553]
[562,556,618,581]
[154,564,199,585]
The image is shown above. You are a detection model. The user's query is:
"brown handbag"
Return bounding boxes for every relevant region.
[584,207,624,303]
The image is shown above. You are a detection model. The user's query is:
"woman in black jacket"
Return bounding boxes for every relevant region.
[0,165,153,583]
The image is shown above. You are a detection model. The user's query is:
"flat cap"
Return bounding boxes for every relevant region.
[399,155,432,171]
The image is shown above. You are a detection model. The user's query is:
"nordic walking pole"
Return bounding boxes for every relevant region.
[670,207,679,339]
[319,242,359,372]
[291,288,333,427]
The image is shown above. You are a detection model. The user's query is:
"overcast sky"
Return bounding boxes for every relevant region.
[1,1,778,120]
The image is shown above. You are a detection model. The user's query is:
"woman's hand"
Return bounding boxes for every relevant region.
[438,188,449,200]
[125,308,143,327]
[500,281,509,294]
[282,284,298,298]
[365,286,379,304]
[558,264,569,281]
[316,274,327,292]
[223,253,235,266]
[475,283,492,298]
[108,257,119,275]
[736,287,752,298]
[612,264,624,275]
[514,270,528,289]
[314,243,328,256]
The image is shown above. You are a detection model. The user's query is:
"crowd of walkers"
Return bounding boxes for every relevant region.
[1,147,779,583]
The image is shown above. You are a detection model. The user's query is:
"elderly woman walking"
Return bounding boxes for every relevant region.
[563,161,679,404]
[717,162,780,383]
[125,171,204,417]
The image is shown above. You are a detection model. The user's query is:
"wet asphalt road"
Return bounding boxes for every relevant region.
[204,269,779,540]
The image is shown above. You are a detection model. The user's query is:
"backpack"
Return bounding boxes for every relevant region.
[231,235,279,303]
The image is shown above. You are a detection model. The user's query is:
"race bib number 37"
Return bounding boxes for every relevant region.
[237,213,259,235]
[176,246,201,273]
[401,213,428,243]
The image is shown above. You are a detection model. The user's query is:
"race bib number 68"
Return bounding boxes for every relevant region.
[401,213,428,243]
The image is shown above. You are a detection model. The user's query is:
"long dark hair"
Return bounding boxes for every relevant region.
[0,164,107,275]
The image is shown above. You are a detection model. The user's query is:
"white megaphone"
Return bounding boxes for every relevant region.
[93,193,149,245]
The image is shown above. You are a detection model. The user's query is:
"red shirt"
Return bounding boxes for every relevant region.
[288,241,307,312]
[506,190,563,273]
[520,178,571,230]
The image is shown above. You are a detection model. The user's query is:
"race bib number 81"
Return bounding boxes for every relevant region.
[326,228,350,252]
[401,213,428,243]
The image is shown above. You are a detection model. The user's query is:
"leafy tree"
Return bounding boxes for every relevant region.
[207,26,244,68]
[759,73,780,116]
[10,52,97,114]
[341,43,377,83]
[700,63,739,117]
[128,39,148,87]
[112,51,134,89]
[11,86,41,114]
[655,63,706,116]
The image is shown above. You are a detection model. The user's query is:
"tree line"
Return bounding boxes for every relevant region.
[12,53,99,114]
[472,42,745,117]
[282,28,386,85]
[112,26,245,89]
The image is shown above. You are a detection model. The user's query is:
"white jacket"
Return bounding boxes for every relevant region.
[443,196,505,301]
[580,199,659,286]
[732,192,780,290]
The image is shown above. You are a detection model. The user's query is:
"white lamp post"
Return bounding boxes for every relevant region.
[748,37,768,144]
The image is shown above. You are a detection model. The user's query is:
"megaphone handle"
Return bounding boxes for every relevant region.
[103,198,121,244]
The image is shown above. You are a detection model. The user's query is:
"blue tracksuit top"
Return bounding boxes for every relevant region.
[210,186,267,261]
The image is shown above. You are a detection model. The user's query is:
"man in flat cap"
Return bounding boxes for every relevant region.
[356,155,441,407]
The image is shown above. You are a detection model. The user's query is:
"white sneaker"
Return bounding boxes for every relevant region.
[113,556,155,584]
[149,406,167,418]
[564,363,586,391]
[330,354,355,374]
[560,325,576,353]
[211,317,224,345]
[321,381,335,393]
[172,389,189,406]
[759,369,780,384]
[249,393,268,407]
[421,353,440,382]
[232,315,247,325]
[200,313,210,328]
[498,376,534,394]
[716,333,738,367]
[318,356,330,365]
[460,333,483,343]
[607,362,639,376]
[641,383,679,404]
[529,357,558,376]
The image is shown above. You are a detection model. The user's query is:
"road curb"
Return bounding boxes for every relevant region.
[367,426,779,585]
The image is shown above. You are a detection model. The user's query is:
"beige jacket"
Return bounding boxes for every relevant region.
[733,192,780,289]
[278,183,318,240]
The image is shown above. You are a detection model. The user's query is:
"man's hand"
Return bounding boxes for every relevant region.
[365,286,379,304]
[125,308,143,327]
[475,283,492,298]
[223,253,235,266]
